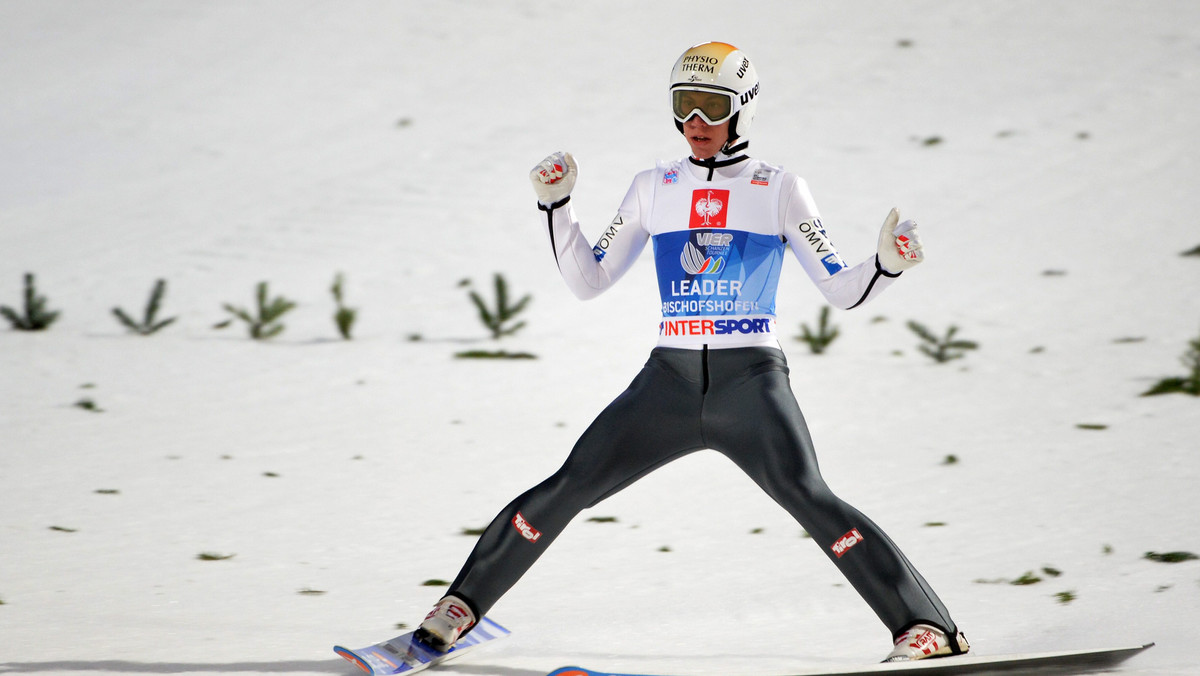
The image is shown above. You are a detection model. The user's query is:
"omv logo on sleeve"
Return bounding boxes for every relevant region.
[795,218,847,275]
[591,215,625,262]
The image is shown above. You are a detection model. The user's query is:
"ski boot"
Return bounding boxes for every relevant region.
[883,623,970,662]
[414,594,476,651]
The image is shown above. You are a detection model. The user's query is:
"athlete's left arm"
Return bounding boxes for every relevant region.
[779,175,921,310]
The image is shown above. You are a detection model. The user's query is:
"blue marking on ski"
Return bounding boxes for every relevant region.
[334,616,510,675]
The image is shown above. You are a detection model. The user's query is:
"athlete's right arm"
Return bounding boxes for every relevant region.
[531,153,650,300]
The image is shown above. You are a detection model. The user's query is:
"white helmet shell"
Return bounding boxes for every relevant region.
[669,42,759,144]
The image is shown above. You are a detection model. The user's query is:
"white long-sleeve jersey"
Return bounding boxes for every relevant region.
[538,154,900,349]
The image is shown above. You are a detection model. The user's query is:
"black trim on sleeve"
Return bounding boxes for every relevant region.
[538,196,571,269]
[876,253,902,279]
[847,255,901,310]
[537,196,571,212]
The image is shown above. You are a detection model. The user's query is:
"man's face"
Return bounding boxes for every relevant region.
[683,115,730,160]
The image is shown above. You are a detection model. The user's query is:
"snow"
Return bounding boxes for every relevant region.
[1,1,1197,675]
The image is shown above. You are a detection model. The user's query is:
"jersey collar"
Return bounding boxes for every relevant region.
[687,144,750,181]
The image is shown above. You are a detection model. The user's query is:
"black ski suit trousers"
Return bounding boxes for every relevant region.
[448,346,958,639]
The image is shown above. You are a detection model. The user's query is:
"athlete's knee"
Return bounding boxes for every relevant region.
[760,472,841,517]
[532,466,606,513]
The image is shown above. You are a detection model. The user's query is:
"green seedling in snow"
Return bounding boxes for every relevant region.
[467,273,531,340]
[796,305,840,354]
[1,273,60,331]
[113,279,176,335]
[907,320,979,363]
[220,281,296,340]
[1142,330,1200,396]
[331,272,357,340]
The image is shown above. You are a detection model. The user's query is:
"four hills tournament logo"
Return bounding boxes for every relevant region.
[681,240,725,274]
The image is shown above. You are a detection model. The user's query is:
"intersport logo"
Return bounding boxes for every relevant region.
[512,511,542,543]
[831,528,864,558]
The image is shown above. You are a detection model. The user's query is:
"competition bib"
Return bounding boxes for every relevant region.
[647,163,786,348]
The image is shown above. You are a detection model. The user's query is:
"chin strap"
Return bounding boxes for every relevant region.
[722,138,749,155]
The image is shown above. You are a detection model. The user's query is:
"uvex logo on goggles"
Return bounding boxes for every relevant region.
[672,88,734,125]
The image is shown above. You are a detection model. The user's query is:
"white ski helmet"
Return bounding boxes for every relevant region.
[669,42,759,147]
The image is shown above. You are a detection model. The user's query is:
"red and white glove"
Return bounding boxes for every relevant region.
[876,208,924,273]
[529,151,577,205]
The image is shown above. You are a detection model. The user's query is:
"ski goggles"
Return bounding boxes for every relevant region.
[671,88,735,125]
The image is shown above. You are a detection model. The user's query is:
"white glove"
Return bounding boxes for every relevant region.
[529,151,577,205]
[876,207,924,273]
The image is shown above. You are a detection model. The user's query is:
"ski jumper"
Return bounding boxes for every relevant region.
[445,151,960,640]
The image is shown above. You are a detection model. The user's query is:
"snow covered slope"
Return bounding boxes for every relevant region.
[1,2,1197,675]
